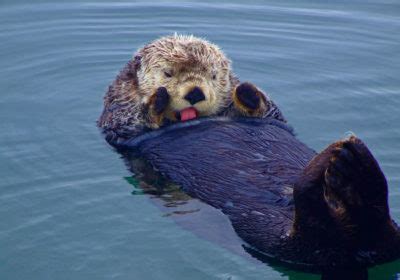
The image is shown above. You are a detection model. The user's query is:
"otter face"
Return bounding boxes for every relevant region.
[136,35,235,122]
[150,62,230,121]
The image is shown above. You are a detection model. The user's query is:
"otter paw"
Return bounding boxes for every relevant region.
[235,82,261,110]
[324,137,388,213]
[233,82,268,117]
[152,87,170,115]
[146,87,170,128]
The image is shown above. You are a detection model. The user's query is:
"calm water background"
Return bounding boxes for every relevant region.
[1,0,400,279]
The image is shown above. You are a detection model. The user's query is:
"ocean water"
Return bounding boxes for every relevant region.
[1,1,400,279]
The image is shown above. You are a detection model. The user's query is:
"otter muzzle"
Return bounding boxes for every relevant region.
[184,87,205,105]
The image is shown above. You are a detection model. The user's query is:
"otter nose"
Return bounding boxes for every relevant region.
[184,87,205,105]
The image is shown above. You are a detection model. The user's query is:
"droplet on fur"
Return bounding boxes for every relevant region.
[343,131,356,140]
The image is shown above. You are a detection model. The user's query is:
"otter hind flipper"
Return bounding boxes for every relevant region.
[294,136,389,228]
[324,137,389,225]
[292,136,400,267]
[322,137,394,250]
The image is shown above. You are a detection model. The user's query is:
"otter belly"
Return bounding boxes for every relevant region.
[117,117,316,256]
[112,117,400,272]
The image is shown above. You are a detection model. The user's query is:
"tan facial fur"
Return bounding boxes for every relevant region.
[98,35,286,141]
[136,34,235,121]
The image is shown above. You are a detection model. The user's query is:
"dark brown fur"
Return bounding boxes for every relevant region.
[117,118,400,271]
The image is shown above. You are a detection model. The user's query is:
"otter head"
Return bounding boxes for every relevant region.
[134,35,236,124]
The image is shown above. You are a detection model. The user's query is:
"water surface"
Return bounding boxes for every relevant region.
[1,1,400,279]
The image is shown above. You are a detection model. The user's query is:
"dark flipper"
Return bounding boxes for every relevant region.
[323,137,390,244]
[292,136,400,267]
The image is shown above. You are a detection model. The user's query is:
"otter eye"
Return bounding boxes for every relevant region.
[212,73,217,80]
[164,71,172,78]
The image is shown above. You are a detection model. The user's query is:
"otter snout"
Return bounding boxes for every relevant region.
[184,87,205,105]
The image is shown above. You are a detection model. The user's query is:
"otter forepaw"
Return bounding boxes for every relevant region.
[324,137,388,218]
[146,87,170,128]
[152,87,170,115]
[233,82,268,117]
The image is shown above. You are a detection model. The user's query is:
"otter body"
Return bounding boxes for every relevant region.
[117,117,400,271]
[99,35,400,271]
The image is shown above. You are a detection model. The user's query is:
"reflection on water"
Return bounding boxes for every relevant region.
[123,153,194,210]
[126,176,198,216]
[320,268,368,280]
[1,0,400,279]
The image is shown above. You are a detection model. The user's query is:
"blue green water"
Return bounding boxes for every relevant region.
[1,1,399,279]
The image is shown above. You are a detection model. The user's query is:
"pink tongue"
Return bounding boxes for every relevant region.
[180,107,198,122]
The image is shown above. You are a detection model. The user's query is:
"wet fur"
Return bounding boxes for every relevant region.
[97,35,400,271]
[98,35,285,144]
[117,118,400,271]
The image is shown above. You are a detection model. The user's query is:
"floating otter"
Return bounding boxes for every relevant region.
[98,35,284,144]
[116,117,400,272]
[98,35,400,272]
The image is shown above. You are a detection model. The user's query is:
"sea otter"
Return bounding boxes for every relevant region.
[98,36,400,272]
[98,34,284,144]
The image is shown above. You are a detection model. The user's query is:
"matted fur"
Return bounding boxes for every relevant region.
[98,34,285,143]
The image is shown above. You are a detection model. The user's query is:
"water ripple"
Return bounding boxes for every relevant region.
[1,1,400,279]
